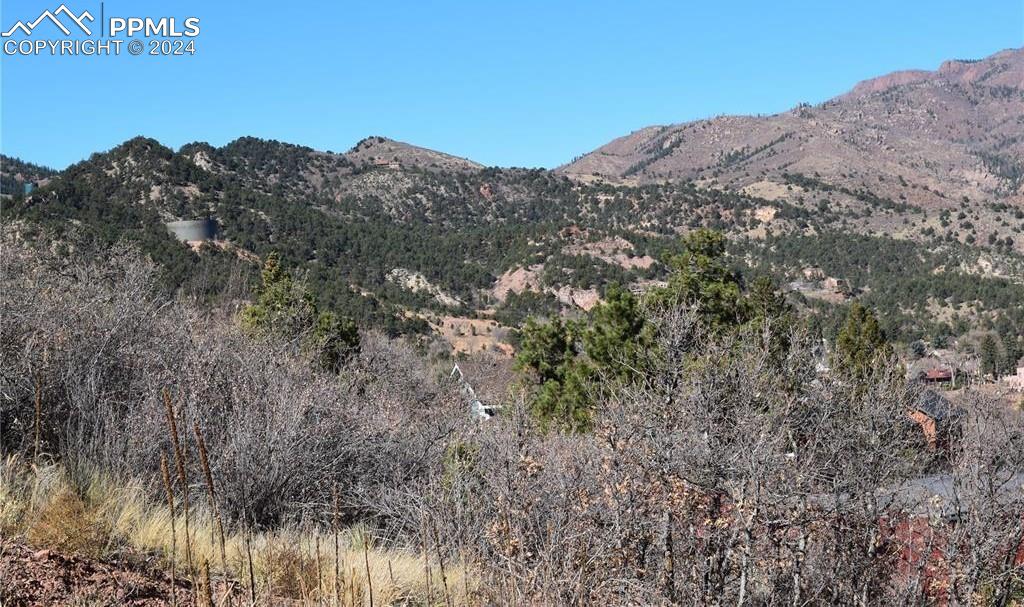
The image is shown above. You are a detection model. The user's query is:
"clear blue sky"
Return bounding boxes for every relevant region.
[2,0,1022,169]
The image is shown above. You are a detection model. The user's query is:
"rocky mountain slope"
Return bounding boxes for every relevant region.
[560,48,1024,221]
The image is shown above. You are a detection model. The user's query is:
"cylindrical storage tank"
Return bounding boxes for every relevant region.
[166,219,217,242]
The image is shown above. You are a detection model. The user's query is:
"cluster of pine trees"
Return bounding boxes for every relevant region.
[515,229,896,431]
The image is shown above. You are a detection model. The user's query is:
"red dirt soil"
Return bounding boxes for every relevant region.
[0,540,193,606]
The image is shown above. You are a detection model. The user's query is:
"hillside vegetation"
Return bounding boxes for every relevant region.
[4,126,1023,350]
[2,230,1023,604]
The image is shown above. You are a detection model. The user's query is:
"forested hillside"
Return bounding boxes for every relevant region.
[4,126,1023,355]
[3,50,1024,360]
[3,228,1022,605]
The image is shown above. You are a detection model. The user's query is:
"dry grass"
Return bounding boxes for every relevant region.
[0,455,475,605]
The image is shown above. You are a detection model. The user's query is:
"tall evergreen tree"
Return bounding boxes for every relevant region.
[515,286,653,433]
[515,317,576,385]
[979,333,1000,380]
[744,275,795,368]
[241,253,360,371]
[832,302,894,382]
[515,317,593,433]
[647,228,749,330]
[582,283,651,383]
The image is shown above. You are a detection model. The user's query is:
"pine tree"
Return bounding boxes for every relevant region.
[241,253,360,371]
[240,252,316,338]
[979,333,1000,380]
[515,286,653,433]
[515,317,593,433]
[1004,338,1024,377]
[744,275,795,369]
[647,228,749,330]
[515,317,576,385]
[832,302,893,382]
[582,283,651,383]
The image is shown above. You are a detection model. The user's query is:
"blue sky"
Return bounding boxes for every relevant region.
[1,0,1022,169]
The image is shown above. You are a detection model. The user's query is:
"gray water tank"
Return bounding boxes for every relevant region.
[166,219,217,242]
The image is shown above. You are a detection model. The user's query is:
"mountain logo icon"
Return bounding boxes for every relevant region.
[2,4,94,37]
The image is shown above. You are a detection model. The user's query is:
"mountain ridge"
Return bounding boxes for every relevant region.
[3,47,1023,347]
[558,47,1024,213]
[6,47,1022,179]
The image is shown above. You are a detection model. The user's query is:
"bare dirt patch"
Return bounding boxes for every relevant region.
[0,540,191,607]
[563,236,655,270]
[552,286,601,311]
[432,315,514,357]
[491,265,544,302]
[742,181,795,202]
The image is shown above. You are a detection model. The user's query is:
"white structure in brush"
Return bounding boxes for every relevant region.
[1006,359,1024,392]
[451,364,499,419]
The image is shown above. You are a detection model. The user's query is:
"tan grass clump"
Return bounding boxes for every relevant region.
[1,455,476,605]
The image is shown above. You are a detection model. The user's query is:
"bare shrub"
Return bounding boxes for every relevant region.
[423,307,1023,605]
[0,236,463,531]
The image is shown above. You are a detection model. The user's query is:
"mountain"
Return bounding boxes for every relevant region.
[9,135,681,340]
[4,49,1024,350]
[344,136,483,172]
[560,48,1024,217]
[0,156,57,195]
[5,134,839,341]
